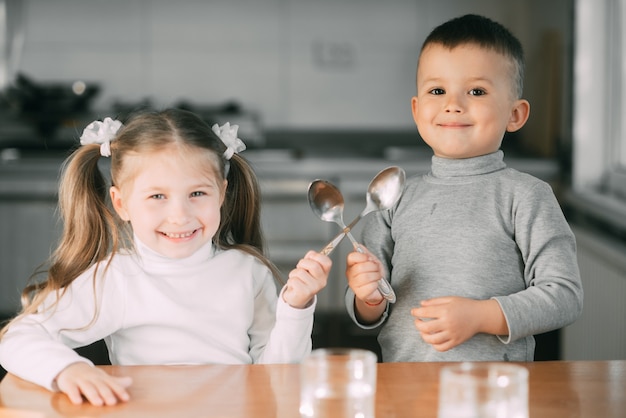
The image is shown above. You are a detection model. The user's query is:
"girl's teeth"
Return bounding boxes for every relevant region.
[165,231,194,238]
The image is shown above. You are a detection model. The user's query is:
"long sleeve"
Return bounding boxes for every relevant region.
[494,181,583,343]
[0,265,124,390]
[254,286,315,364]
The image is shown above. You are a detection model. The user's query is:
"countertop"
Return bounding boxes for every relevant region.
[2,361,625,417]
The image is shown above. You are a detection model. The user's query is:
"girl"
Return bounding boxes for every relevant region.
[0,109,331,406]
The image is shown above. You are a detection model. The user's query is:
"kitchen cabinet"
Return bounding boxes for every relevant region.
[0,151,562,361]
[0,153,561,315]
[0,200,60,314]
[0,155,397,315]
[0,154,396,315]
[562,225,626,360]
[0,160,61,317]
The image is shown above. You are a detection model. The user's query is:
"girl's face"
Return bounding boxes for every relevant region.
[411,43,529,159]
[110,146,227,259]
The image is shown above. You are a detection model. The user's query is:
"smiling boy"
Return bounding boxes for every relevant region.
[344,14,583,362]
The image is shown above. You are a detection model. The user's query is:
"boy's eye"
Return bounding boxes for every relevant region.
[429,88,445,95]
[150,194,165,200]
[469,88,486,96]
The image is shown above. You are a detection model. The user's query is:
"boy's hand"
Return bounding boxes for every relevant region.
[283,251,331,309]
[55,362,132,406]
[346,247,389,324]
[345,246,385,303]
[411,297,508,352]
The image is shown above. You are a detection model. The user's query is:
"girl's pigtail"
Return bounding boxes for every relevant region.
[218,154,263,251]
[217,154,283,283]
[22,144,119,312]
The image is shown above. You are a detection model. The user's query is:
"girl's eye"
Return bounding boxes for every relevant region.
[190,191,206,197]
[469,88,486,96]
[150,194,165,200]
[429,88,445,95]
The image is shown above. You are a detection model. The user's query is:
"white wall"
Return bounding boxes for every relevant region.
[11,0,570,133]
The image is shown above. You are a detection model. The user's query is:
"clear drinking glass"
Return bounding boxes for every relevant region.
[438,362,529,418]
[299,348,377,418]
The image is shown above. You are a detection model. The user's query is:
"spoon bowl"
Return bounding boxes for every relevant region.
[347,166,406,231]
[307,180,346,225]
[308,180,361,250]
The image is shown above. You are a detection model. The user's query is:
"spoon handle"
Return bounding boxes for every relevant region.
[375,277,396,303]
[318,212,364,255]
[319,231,346,255]
[344,229,362,250]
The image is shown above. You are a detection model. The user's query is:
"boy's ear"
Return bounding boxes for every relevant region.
[506,99,530,132]
[410,96,419,125]
[110,186,130,221]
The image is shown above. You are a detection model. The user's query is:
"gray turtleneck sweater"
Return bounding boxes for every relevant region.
[345,151,583,362]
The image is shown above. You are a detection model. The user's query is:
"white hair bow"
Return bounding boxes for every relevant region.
[212,122,246,160]
[80,117,123,157]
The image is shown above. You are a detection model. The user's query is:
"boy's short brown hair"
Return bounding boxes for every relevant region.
[419,14,525,99]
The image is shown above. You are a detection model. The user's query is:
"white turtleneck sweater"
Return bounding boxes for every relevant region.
[346,151,583,362]
[0,238,315,391]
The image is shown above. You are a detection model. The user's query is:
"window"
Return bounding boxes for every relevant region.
[606,0,626,194]
[570,0,626,231]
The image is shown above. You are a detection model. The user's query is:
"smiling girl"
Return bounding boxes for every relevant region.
[0,109,331,406]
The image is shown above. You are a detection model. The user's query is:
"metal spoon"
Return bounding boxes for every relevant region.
[342,166,405,303]
[308,166,406,303]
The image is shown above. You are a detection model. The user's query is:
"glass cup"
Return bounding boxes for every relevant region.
[299,348,377,418]
[438,362,529,418]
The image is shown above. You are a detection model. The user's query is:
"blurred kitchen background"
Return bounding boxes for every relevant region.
[0,0,624,371]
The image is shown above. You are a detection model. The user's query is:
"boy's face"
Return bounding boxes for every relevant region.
[411,43,529,159]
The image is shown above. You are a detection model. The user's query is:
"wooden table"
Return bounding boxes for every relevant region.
[0,361,624,417]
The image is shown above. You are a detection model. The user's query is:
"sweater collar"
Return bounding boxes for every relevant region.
[430,150,506,179]
[133,235,216,275]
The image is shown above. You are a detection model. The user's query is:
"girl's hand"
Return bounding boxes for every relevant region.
[283,251,332,309]
[411,297,508,352]
[55,362,133,406]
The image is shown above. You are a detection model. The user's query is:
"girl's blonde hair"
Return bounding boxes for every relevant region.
[1,108,279,337]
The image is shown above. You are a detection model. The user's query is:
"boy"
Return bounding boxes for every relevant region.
[344,14,583,362]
